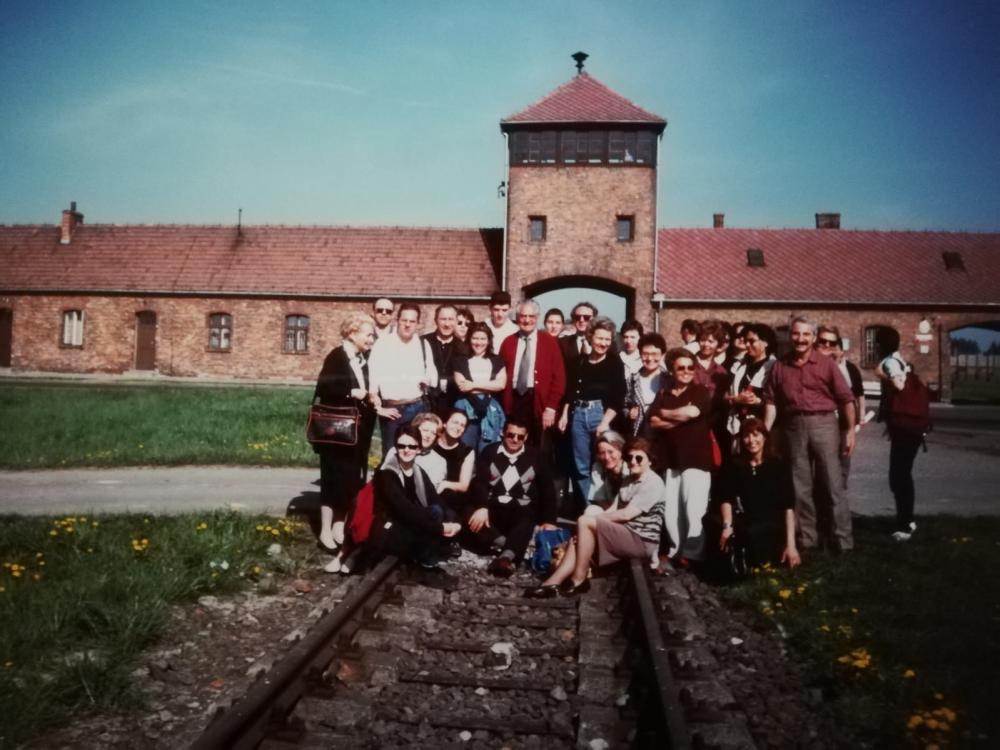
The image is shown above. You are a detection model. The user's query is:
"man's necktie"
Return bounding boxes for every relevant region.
[516,333,531,395]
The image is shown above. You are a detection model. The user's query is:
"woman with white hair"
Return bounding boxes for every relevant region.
[312,312,378,571]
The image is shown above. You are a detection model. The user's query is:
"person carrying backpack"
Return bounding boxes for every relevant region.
[878,333,931,542]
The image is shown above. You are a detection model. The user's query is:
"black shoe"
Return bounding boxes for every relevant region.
[316,539,339,555]
[416,565,459,591]
[446,541,463,559]
[523,584,559,599]
[558,578,590,596]
[487,556,515,578]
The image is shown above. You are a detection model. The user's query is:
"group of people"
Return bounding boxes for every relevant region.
[309,292,922,591]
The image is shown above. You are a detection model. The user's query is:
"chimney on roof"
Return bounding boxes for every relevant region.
[60,201,84,245]
[815,212,840,230]
[713,213,725,229]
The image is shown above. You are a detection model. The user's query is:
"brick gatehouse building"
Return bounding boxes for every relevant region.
[2,66,999,400]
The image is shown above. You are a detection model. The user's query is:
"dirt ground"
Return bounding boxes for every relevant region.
[38,565,356,749]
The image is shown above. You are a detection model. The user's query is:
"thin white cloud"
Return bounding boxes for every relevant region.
[212,63,367,95]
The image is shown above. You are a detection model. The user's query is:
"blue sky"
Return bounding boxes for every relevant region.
[1,0,998,231]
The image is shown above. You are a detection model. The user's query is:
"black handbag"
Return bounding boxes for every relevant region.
[306,404,360,446]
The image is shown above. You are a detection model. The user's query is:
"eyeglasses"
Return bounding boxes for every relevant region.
[395,442,419,451]
[572,313,593,322]
[817,339,838,347]
[674,364,696,372]
[625,453,646,465]
[503,432,527,442]
[375,308,393,314]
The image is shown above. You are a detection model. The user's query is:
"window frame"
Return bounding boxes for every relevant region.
[283,314,310,354]
[615,215,635,243]
[862,325,897,368]
[529,215,547,243]
[207,312,233,352]
[60,309,84,348]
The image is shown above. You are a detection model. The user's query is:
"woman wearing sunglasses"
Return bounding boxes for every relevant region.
[649,348,714,567]
[525,438,664,597]
[370,425,461,581]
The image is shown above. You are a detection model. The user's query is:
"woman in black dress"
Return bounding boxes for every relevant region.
[716,417,801,568]
[313,313,378,572]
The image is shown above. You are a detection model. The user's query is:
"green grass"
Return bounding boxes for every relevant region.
[723,515,999,747]
[0,511,311,749]
[0,382,319,469]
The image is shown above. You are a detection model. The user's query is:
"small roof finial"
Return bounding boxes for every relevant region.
[572,51,588,75]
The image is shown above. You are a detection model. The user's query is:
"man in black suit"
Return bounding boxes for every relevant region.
[559,301,599,364]
[422,304,461,417]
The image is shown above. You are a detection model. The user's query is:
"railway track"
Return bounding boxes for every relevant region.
[192,554,755,749]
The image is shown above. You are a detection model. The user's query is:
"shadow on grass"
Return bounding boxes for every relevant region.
[721,514,999,747]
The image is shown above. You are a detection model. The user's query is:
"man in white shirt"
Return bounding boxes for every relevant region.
[485,291,518,354]
[368,303,438,455]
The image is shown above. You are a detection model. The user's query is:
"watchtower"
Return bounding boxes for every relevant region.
[500,54,667,326]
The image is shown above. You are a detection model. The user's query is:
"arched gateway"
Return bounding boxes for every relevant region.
[499,63,666,331]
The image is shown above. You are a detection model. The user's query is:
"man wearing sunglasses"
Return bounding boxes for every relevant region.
[559,301,599,363]
[371,298,395,340]
[764,317,857,554]
[466,419,558,577]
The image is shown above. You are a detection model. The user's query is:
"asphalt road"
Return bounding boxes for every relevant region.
[0,404,997,518]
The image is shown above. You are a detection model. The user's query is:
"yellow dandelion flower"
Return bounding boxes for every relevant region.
[32,573,42,581]
[49,530,58,537]
[936,708,956,723]
[818,624,831,632]
[92,521,99,527]
[2,562,9,569]
[903,669,916,679]
[253,565,262,574]
[851,607,859,614]
[11,570,22,578]
[837,655,851,664]
[35,552,44,558]
[934,692,944,700]
[907,714,924,729]
[3,661,12,668]
[79,516,86,522]
[270,528,280,536]
[0,586,5,593]
[924,719,939,730]
[778,589,792,599]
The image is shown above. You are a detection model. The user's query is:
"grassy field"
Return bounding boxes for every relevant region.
[724,515,999,747]
[0,511,312,748]
[0,382,319,469]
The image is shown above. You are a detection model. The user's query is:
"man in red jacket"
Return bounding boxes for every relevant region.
[500,299,566,447]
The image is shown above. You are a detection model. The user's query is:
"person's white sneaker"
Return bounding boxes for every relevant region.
[323,555,342,573]
[891,522,917,542]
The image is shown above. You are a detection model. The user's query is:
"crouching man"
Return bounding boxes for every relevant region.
[465,418,559,576]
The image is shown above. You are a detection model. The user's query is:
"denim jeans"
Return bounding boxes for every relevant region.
[379,398,428,457]
[569,400,605,505]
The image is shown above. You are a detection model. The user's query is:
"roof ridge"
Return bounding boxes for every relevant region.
[0,223,502,232]
[659,226,1000,237]
[501,72,666,124]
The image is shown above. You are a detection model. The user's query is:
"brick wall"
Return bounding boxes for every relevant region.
[655,305,1000,401]
[506,165,657,330]
[0,295,491,381]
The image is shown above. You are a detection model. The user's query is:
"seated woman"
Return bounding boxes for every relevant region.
[433,409,476,518]
[525,438,664,597]
[583,430,628,516]
[383,412,448,491]
[716,418,800,569]
[369,425,461,580]
[453,322,507,453]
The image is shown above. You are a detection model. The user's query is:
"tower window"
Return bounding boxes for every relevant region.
[529,216,547,242]
[746,248,765,267]
[616,216,634,242]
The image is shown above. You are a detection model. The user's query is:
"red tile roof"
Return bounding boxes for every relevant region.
[501,73,666,127]
[657,228,1000,307]
[0,225,503,299]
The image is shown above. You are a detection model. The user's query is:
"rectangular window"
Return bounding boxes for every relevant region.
[61,309,84,347]
[616,216,635,242]
[587,131,605,163]
[862,327,879,368]
[208,313,232,352]
[746,248,765,267]
[527,132,542,163]
[510,132,528,164]
[284,314,310,353]
[560,131,577,163]
[529,216,547,242]
[636,131,655,164]
[540,131,557,163]
[608,131,626,163]
[942,251,965,271]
